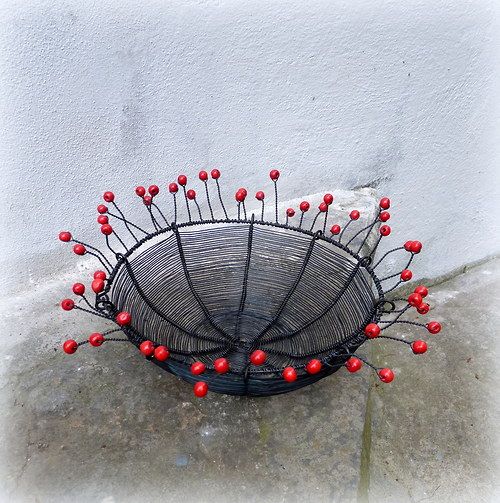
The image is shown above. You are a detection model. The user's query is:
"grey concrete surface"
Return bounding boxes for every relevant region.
[0,252,498,502]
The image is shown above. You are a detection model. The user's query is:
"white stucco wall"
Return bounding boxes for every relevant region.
[1,0,499,294]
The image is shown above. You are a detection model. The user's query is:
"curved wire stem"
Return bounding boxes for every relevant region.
[111,202,139,242]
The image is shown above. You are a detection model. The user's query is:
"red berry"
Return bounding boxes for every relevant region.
[178,175,187,186]
[154,345,170,361]
[63,339,78,354]
[72,283,85,296]
[235,190,246,202]
[318,202,328,212]
[414,285,429,297]
[169,182,179,194]
[404,241,414,251]
[400,269,413,281]
[427,321,441,334]
[345,357,362,373]
[89,332,105,347]
[250,350,267,365]
[59,231,72,242]
[323,193,334,205]
[282,367,297,382]
[378,368,394,383]
[412,340,428,354]
[100,224,113,235]
[143,195,152,206]
[187,189,196,200]
[97,204,108,214]
[379,211,390,222]
[255,191,265,201]
[380,225,391,236]
[135,186,146,197]
[238,187,248,197]
[139,340,155,357]
[103,191,115,203]
[350,210,360,220]
[330,224,341,235]
[408,293,423,307]
[194,381,208,397]
[61,299,75,311]
[148,185,160,196]
[116,311,132,326]
[214,357,230,373]
[91,278,105,293]
[379,197,390,210]
[73,244,86,255]
[286,208,295,218]
[190,361,206,375]
[210,169,221,180]
[269,169,280,181]
[364,323,381,339]
[199,170,208,181]
[299,201,310,212]
[94,270,106,280]
[410,241,422,254]
[417,303,430,315]
[306,359,322,374]
[97,215,109,224]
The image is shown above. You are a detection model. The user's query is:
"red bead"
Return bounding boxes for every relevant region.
[379,197,390,210]
[143,195,152,206]
[97,204,108,214]
[404,241,414,252]
[318,202,328,212]
[410,241,422,254]
[345,357,362,373]
[72,283,85,296]
[380,225,391,236]
[299,201,310,212]
[89,332,105,347]
[269,169,280,181]
[330,224,341,235]
[286,208,295,217]
[61,299,75,311]
[148,185,160,196]
[103,191,115,203]
[73,244,86,255]
[91,278,105,293]
[350,210,360,220]
[154,345,170,361]
[427,321,441,334]
[379,211,390,222]
[94,270,106,280]
[63,339,78,354]
[116,311,132,326]
[250,350,267,365]
[414,285,429,297]
[59,231,72,242]
[378,368,394,383]
[323,193,334,205]
[364,323,381,339]
[97,215,109,225]
[199,170,208,181]
[400,269,413,281]
[187,189,196,200]
[139,340,155,357]
[306,359,322,374]
[210,169,221,180]
[193,381,208,397]
[191,361,206,375]
[214,357,230,373]
[235,190,246,202]
[169,182,179,194]
[238,187,248,196]
[178,175,187,186]
[282,367,297,382]
[408,292,423,307]
[417,303,430,315]
[100,224,113,235]
[412,340,428,354]
[135,186,146,197]
[255,191,265,201]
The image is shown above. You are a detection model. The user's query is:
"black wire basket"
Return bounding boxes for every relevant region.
[59,170,442,397]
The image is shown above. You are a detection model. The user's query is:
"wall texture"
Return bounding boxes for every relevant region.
[1,0,499,293]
